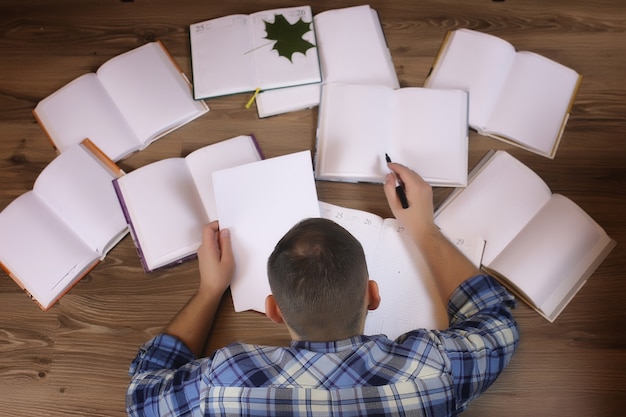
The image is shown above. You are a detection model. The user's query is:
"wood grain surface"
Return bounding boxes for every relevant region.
[1,1,624,415]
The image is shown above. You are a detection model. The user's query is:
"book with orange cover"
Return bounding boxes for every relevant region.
[33,41,209,162]
[0,140,128,310]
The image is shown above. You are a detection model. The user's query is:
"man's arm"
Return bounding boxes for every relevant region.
[164,221,235,356]
[126,222,235,417]
[384,165,519,411]
[383,162,480,304]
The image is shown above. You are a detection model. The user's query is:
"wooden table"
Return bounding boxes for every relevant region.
[1,1,624,415]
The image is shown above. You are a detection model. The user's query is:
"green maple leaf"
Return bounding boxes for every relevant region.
[263,14,315,62]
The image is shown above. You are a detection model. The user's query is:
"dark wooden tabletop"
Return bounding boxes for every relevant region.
[1,1,624,415]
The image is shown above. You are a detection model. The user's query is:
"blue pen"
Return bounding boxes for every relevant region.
[385,154,409,209]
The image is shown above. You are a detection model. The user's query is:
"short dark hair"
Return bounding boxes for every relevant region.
[267,218,369,340]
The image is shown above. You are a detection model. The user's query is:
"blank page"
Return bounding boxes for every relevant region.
[315,83,393,182]
[34,143,126,255]
[488,194,614,318]
[392,88,468,186]
[115,159,208,271]
[485,51,580,155]
[0,192,98,309]
[186,135,263,221]
[435,151,552,265]
[97,42,207,144]
[426,29,515,129]
[33,73,139,161]
[213,151,320,313]
[314,5,399,87]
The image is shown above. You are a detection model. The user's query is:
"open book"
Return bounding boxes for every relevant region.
[0,140,128,310]
[320,202,484,340]
[113,135,264,272]
[434,150,616,322]
[256,4,398,118]
[33,41,209,162]
[189,5,321,100]
[213,151,320,313]
[315,83,469,187]
[424,29,582,159]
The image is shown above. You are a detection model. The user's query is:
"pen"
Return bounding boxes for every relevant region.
[385,153,409,209]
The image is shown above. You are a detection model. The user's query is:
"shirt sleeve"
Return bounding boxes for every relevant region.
[126,333,209,417]
[436,274,520,413]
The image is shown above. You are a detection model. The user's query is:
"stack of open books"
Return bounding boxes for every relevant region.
[0,5,613,329]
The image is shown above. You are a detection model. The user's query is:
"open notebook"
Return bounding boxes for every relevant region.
[435,150,615,321]
[320,201,485,340]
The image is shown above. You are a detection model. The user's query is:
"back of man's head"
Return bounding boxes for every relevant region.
[267,218,369,341]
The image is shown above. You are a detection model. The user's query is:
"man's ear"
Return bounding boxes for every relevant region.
[367,280,381,311]
[265,294,285,324]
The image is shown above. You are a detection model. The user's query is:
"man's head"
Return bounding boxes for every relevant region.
[266,218,380,341]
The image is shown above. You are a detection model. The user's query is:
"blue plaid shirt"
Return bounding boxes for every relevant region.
[127,274,519,416]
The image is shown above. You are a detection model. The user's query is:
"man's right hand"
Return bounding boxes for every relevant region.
[197,221,235,297]
[383,162,480,302]
[383,162,438,243]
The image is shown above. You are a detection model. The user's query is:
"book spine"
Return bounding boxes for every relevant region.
[156,39,209,110]
[47,260,100,311]
[81,138,124,177]
[112,179,152,273]
[151,252,199,272]
[0,260,48,311]
[248,133,265,160]
[32,108,60,153]
[424,30,454,86]
[551,74,583,156]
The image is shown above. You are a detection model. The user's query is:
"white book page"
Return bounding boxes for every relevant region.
[435,151,552,265]
[485,52,580,155]
[488,194,613,316]
[314,5,399,87]
[190,15,256,98]
[97,42,207,144]
[0,192,98,308]
[367,220,448,339]
[391,88,468,186]
[213,151,320,313]
[116,159,208,270]
[440,231,485,269]
[426,29,516,129]
[33,144,127,255]
[315,83,392,182]
[249,6,321,90]
[319,202,447,338]
[33,73,139,161]
[256,83,321,118]
[185,135,263,221]
[318,201,384,274]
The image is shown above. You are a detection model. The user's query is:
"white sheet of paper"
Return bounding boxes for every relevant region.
[213,151,320,313]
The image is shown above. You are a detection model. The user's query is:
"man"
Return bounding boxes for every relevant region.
[126,162,519,416]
